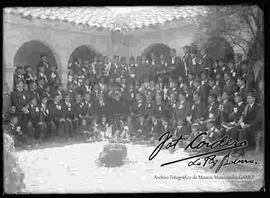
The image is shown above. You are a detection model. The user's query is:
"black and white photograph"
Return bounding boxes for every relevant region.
[3,5,265,193]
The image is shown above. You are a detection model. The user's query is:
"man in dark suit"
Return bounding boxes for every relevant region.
[200,46,213,76]
[182,45,192,77]
[37,54,51,75]
[169,48,185,79]
[205,93,219,124]
[188,92,207,123]
[48,94,65,139]
[223,72,238,96]
[13,66,25,90]
[217,91,234,126]
[238,92,263,147]
[174,92,191,122]
[236,77,249,101]
[24,65,35,85]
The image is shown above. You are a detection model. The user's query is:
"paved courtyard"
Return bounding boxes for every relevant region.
[15,141,264,193]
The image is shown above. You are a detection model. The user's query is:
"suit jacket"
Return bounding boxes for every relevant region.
[13,73,24,88]
[24,72,35,85]
[182,53,192,74]
[12,90,29,113]
[190,101,207,122]
[206,101,219,121]
[229,102,246,122]
[48,102,64,120]
[199,81,210,104]
[174,100,191,121]
[200,54,213,72]
[218,100,234,123]
[242,103,262,130]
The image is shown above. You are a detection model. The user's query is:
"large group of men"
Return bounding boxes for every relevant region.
[3,45,264,153]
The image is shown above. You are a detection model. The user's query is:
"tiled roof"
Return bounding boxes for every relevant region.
[4,6,207,32]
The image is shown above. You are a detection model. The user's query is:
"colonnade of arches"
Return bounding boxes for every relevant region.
[13,40,172,74]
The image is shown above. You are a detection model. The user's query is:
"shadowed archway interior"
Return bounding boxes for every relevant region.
[14,40,58,73]
[143,43,171,61]
[68,45,100,65]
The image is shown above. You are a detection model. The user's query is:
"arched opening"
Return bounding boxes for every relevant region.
[14,40,58,74]
[68,45,100,64]
[143,43,171,61]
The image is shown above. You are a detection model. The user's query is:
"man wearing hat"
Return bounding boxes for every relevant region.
[24,65,35,85]
[13,66,25,90]
[238,91,263,148]
[37,54,51,75]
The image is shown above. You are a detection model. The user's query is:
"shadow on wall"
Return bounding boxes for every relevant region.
[14,40,58,73]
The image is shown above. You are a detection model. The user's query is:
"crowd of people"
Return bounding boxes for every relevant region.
[3,45,264,153]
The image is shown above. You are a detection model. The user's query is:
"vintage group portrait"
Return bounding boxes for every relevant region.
[3,5,265,193]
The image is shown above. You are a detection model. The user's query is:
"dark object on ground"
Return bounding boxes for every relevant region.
[97,143,127,167]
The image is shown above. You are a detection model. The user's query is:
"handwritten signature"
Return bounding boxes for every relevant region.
[149,131,256,173]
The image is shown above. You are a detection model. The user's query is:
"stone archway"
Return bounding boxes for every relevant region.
[14,40,60,74]
[143,43,171,61]
[68,45,100,65]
